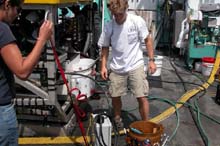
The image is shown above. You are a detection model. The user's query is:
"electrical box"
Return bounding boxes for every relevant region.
[93,114,112,146]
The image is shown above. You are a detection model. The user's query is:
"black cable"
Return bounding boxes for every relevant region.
[93,114,108,146]
[148,78,207,91]
[64,72,112,110]
[169,59,187,92]
[101,114,118,146]
[93,117,103,146]
[103,113,119,146]
[99,115,107,146]
[65,70,120,145]
[167,46,210,146]
[193,99,210,146]
[112,120,119,146]
[172,61,217,88]
[67,68,210,145]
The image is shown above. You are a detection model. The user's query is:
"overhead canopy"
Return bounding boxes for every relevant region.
[24,0,92,4]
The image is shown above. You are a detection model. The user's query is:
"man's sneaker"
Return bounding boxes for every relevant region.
[114,117,124,130]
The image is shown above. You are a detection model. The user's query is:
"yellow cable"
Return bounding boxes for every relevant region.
[19,136,91,144]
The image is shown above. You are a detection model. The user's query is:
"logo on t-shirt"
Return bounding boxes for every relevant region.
[128,26,137,33]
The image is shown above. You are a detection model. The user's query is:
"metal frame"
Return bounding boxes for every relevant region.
[15,3,80,124]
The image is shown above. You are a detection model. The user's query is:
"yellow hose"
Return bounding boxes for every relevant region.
[19,136,91,144]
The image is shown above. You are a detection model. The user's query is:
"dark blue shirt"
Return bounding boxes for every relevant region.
[0,21,16,104]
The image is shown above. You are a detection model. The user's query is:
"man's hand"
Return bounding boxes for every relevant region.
[148,61,157,74]
[145,36,156,74]
[100,66,108,80]
[100,47,109,80]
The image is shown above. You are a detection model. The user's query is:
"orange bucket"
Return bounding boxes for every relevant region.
[127,121,164,146]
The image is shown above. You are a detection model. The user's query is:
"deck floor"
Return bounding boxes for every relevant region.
[19,50,220,146]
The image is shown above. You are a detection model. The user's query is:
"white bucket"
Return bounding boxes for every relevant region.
[201,62,213,76]
[66,58,96,98]
[195,62,202,72]
[150,55,163,76]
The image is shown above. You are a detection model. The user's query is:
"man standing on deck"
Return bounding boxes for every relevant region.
[98,0,156,128]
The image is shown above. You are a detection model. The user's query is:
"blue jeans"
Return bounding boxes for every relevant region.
[0,103,18,146]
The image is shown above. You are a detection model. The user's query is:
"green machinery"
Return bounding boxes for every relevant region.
[175,2,220,68]
[187,15,220,68]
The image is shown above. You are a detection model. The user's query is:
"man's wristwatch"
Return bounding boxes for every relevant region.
[149,58,155,62]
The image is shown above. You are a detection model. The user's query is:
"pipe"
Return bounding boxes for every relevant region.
[176,18,189,49]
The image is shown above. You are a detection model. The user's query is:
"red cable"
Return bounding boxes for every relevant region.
[50,40,89,146]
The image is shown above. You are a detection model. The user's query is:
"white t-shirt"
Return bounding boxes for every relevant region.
[98,13,149,73]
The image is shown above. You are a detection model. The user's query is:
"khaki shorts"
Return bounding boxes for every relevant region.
[109,65,149,98]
